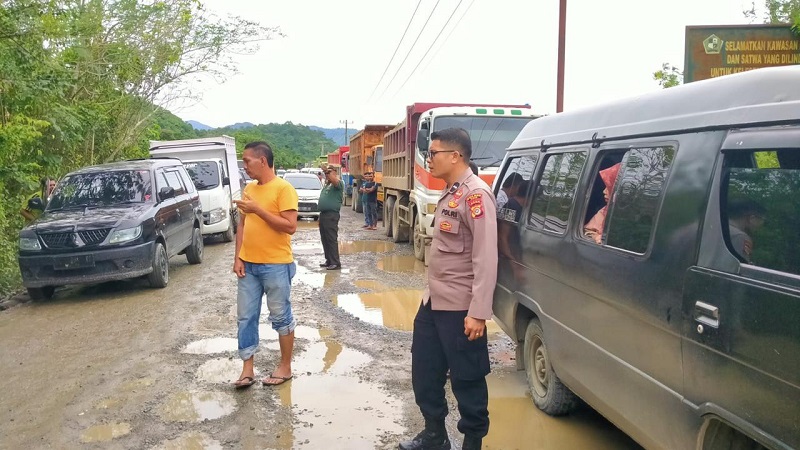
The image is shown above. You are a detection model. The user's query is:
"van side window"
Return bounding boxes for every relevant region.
[178,166,196,194]
[164,170,187,195]
[496,156,538,223]
[604,146,676,253]
[528,152,587,234]
[723,149,800,275]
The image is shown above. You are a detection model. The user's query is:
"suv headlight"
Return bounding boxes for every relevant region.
[19,237,42,251]
[109,225,142,244]
[208,208,226,224]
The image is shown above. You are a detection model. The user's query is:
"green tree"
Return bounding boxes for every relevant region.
[652,63,683,88]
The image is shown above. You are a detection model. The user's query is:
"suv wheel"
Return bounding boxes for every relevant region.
[147,242,169,288]
[524,319,578,415]
[27,286,55,301]
[186,226,204,264]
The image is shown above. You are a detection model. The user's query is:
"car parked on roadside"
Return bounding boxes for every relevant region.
[283,172,322,220]
[18,159,204,300]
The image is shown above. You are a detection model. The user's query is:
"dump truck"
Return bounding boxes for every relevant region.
[381,103,539,263]
[348,125,394,213]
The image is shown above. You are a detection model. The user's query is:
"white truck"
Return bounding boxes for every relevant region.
[149,136,241,241]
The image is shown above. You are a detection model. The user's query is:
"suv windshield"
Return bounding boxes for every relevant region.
[183,161,220,190]
[434,116,533,166]
[285,176,322,190]
[47,170,153,210]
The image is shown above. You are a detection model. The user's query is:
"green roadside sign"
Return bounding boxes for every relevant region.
[685,25,800,83]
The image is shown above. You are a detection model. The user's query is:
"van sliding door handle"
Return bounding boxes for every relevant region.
[694,301,720,329]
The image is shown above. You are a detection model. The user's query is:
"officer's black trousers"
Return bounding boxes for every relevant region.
[411,300,490,437]
[319,211,340,266]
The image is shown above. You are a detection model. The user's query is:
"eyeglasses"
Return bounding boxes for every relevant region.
[425,150,459,159]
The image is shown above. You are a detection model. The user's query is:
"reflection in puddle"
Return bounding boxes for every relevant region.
[484,372,641,450]
[258,324,322,341]
[294,264,340,289]
[182,337,238,355]
[293,242,323,255]
[334,290,424,331]
[159,391,237,422]
[157,431,223,450]
[268,338,403,448]
[353,279,389,291]
[339,240,395,254]
[378,255,426,274]
[79,422,131,443]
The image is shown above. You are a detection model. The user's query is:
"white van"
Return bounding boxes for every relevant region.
[149,136,241,241]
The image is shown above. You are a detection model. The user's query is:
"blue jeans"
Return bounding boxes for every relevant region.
[365,200,378,226]
[237,261,297,360]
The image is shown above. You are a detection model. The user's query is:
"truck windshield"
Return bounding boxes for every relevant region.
[183,161,220,190]
[47,170,152,210]
[434,116,533,166]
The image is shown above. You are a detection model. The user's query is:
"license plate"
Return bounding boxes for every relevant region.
[299,207,311,212]
[54,254,95,270]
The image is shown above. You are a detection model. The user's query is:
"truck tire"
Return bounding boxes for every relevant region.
[392,200,409,243]
[147,242,169,288]
[412,210,425,262]
[222,219,234,242]
[27,286,55,301]
[186,226,204,265]
[524,319,578,416]
[385,196,395,238]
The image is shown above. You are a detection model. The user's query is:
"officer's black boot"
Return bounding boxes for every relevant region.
[398,419,451,450]
[461,435,482,450]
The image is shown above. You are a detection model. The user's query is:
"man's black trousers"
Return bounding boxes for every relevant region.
[319,211,340,266]
[411,300,490,437]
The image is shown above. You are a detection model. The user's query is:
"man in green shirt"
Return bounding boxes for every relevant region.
[318,165,344,270]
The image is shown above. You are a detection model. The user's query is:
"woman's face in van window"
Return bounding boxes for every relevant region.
[603,187,609,202]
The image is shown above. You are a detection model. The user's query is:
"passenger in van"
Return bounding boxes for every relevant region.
[727,199,766,264]
[496,172,523,214]
[583,163,621,244]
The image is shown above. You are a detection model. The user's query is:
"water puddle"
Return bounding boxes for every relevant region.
[353,279,389,291]
[334,290,424,331]
[294,264,340,289]
[156,431,223,450]
[195,358,262,384]
[258,324,322,341]
[296,220,319,230]
[265,338,403,448]
[484,371,641,449]
[339,240,395,254]
[79,422,131,443]
[378,255,426,274]
[159,391,237,422]
[182,337,239,355]
[292,242,323,255]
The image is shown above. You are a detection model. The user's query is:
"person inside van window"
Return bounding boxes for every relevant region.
[496,172,523,213]
[727,199,766,264]
[583,163,621,244]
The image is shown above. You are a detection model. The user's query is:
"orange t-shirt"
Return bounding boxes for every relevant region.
[238,177,298,264]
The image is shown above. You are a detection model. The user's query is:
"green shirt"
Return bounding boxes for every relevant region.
[318,179,343,212]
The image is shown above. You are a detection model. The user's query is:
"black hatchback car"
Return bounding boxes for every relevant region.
[18,159,204,299]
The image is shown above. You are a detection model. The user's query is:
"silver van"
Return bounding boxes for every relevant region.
[492,66,800,450]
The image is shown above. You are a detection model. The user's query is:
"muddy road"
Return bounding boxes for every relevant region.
[0,207,642,450]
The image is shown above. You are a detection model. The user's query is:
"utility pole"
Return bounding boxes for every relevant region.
[339,119,353,146]
[556,0,567,113]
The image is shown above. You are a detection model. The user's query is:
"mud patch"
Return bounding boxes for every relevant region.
[79,422,131,443]
[159,391,236,423]
[339,240,395,254]
[156,431,224,450]
[378,255,426,274]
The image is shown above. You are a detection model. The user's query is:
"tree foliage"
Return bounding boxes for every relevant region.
[652,63,683,89]
[0,0,280,294]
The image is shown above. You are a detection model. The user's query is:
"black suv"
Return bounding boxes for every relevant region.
[18,159,204,299]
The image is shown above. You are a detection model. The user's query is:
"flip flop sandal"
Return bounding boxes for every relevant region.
[233,376,256,389]
[262,374,293,386]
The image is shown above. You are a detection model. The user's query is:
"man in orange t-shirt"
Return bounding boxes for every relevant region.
[232,141,299,388]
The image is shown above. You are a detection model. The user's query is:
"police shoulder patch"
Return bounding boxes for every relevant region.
[470,205,484,219]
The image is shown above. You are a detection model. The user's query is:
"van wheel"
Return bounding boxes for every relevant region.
[147,242,169,288]
[412,210,425,262]
[27,286,55,301]
[385,196,395,238]
[524,319,578,415]
[702,420,765,450]
[186,226,204,265]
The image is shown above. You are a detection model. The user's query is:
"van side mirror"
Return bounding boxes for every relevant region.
[417,128,429,152]
[159,186,175,201]
[222,176,230,186]
[27,197,45,211]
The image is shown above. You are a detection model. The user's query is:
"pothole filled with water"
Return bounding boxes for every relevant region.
[159,391,237,422]
[156,431,224,450]
[378,255,426,274]
[79,422,131,443]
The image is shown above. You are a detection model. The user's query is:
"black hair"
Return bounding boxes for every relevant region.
[469,161,479,175]
[430,127,472,160]
[502,172,523,188]
[244,141,274,168]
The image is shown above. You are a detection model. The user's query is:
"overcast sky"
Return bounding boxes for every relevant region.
[175,0,751,129]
